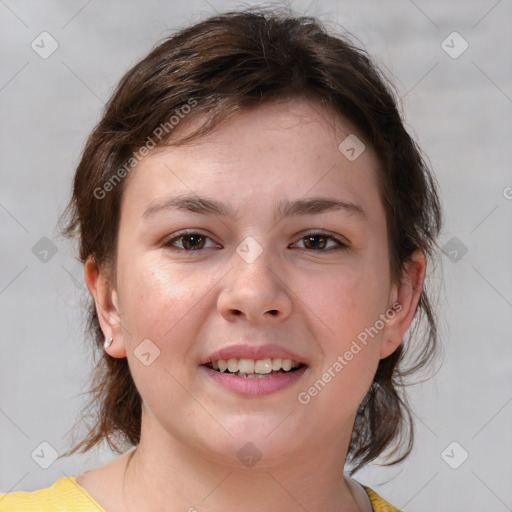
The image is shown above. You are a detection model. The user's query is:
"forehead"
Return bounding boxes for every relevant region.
[120,98,383,224]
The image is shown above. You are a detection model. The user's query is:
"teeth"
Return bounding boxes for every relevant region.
[238,358,255,373]
[209,358,301,374]
[238,373,269,379]
[271,358,282,371]
[254,359,272,374]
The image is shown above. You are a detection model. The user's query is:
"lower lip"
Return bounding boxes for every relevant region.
[200,365,308,396]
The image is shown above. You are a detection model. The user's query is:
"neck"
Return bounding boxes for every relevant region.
[120,413,362,512]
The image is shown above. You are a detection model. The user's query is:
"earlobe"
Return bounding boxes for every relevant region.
[380,250,426,359]
[84,257,127,358]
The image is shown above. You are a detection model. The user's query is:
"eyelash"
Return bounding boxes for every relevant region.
[163,230,349,253]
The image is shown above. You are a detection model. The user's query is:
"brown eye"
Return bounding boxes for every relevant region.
[293,232,349,251]
[180,234,206,250]
[303,235,329,250]
[164,232,218,251]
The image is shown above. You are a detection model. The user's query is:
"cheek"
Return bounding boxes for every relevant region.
[297,271,384,414]
[300,255,390,343]
[117,258,207,414]
[118,255,205,342]
[295,250,390,410]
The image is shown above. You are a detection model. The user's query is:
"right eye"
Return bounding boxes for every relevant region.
[163,232,220,251]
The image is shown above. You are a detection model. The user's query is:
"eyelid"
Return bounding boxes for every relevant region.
[290,230,350,250]
[163,229,350,253]
[163,230,221,250]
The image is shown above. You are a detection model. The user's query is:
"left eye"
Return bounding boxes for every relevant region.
[291,232,348,251]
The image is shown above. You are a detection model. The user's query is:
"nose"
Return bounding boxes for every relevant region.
[217,243,293,324]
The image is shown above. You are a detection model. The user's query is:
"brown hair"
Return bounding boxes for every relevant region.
[59,7,442,474]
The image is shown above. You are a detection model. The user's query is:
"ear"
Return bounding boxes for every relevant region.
[380,250,426,359]
[84,256,127,358]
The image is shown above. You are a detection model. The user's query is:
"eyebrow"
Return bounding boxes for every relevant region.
[142,195,367,222]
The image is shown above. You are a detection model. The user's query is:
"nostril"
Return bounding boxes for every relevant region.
[229,309,278,317]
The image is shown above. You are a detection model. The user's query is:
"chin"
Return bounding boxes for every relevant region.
[194,418,308,468]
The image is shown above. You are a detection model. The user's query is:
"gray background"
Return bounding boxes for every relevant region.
[1,1,511,511]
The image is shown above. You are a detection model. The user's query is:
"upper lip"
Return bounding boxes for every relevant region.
[201,344,307,365]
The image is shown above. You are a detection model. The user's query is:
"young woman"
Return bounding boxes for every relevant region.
[0,8,442,512]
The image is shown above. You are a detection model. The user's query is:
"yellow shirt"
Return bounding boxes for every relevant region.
[0,476,402,511]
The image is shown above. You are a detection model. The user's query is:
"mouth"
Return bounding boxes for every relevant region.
[200,344,308,396]
[204,357,305,379]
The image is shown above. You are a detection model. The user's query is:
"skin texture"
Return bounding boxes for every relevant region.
[80,98,425,512]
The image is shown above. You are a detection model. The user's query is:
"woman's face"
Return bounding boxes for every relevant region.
[90,99,421,466]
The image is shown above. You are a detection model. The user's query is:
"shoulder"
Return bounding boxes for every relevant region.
[362,485,403,512]
[0,476,105,512]
[1,475,399,512]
